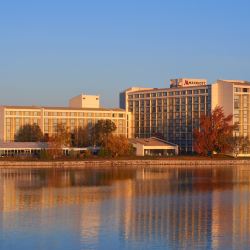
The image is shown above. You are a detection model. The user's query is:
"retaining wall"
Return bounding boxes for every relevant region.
[0,159,250,168]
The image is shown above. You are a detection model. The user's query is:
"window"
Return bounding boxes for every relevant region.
[234,95,240,109]
[175,98,180,105]
[6,118,11,125]
[243,95,248,108]
[194,96,199,103]
[157,99,162,106]
[200,96,205,103]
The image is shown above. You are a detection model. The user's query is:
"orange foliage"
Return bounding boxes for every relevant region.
[104,135,134,157]
[193,106,237,156]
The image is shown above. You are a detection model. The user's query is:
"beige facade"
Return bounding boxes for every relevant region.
[69,94,100,109]
[0,95,130,142]
[120,79,211,152]
[121,78,250,153]
[212,80,250,140]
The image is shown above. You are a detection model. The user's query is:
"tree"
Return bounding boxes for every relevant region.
[48,124,71,158]
[91,119,117,146]
[72,126,89,147]
[15,123,43,142]
[193,106,237,156]
[230,136,250,157]
[103,135,134,157]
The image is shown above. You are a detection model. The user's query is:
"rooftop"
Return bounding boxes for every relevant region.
[217,79,250,85]
[0,142,49,149]
[129,137,178,147]
[125,84,209,94]
[1,105,126,112]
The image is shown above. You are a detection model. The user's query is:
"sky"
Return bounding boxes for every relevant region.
[0,0,250,107]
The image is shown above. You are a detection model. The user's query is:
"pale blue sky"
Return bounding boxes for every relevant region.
[0,0,250,107]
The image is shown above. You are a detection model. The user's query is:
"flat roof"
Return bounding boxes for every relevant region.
[129,137,178,147]
[0,142,89,150]
[126,85,210,94]
[1,105,126,112]
[0,142,49,149]
[216,80,250,86]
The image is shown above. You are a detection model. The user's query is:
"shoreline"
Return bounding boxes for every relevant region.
[0,159,250,168]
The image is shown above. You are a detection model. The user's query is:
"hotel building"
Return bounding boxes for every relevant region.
[120,79,211,153]
[212,80,250,140]
[0,94,130,142]
[1,78,250,154]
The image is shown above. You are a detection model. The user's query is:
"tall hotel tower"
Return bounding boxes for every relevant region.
[212,80,250,141]
[120,79,211,153]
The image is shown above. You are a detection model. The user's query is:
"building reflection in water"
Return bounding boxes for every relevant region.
[1,166,250,249]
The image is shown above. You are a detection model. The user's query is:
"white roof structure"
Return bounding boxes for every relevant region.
[129,137,179,156]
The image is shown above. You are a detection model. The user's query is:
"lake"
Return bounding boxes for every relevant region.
[0,166,250,250]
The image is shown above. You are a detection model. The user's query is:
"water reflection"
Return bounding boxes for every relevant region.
[1,166,250,249]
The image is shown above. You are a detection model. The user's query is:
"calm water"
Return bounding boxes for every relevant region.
[1,166,250,250]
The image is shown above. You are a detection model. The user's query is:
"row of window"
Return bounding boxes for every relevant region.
[6,110,126,118]
[234,87,250,93]
[44,112,125,118]
[43,125,126,134]
[234,95,249,109]
[6,111,40,116]
[128,96,209,107]
[128,88,209,99]
[6,117,125,125]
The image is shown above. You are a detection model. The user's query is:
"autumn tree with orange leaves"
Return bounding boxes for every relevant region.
[104,135,134,157]
[193,106,238,156]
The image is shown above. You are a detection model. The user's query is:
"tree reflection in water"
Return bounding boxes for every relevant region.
[0,166,250,250]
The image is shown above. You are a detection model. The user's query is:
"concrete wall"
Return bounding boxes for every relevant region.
[212,81,234,116]
[127,112,132,138]
[0,159,249,168]
[135,144,144,156]
[69,94,100,109]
